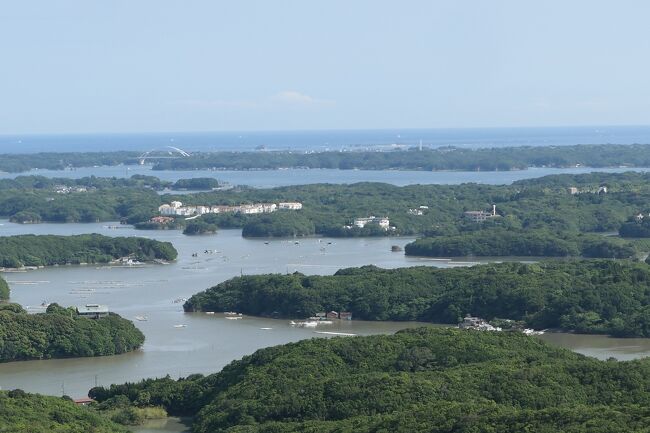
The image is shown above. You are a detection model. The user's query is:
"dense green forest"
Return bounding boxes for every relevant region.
[620,218,650,238]
[186,260,650,337]
[241,212,316,237]
[3,171,650,251]
[0,276,8,300]
[90,327,650,432]
[0,390,128,432]
[0,303,144,362]
[183,219,218,235]
[160,171,650,239]
[6,144,650,173]
[0,234,177,268]
[404,228,640,258]
[0,175,221,224]
[0,152,139,173]
[150,144,650,171]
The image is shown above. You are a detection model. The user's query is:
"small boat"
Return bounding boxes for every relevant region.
[173,324,187,328]
[134,315,148,321]
[292,320,318,328]
[260,327,272,330]
[205,311,215,315]
[225,316,242,320]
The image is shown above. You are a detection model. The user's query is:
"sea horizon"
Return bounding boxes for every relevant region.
[1,124,650,154]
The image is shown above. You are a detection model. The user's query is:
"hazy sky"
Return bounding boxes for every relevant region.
[1,1,649,134]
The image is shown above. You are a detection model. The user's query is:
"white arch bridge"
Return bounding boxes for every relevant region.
[138,146,191,164]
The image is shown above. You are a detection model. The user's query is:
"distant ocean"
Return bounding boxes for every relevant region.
[1,125,650,153]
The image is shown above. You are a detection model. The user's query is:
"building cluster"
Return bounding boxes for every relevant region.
[150,216,175,224]
[76,304,109,319]
[158,200,303,217]
[458,315,501,332]
[408,205,428,216]
[54,185,90,194]
[315,311,352,320]
[464,205,500,223]
[568,185,608,195]
[345,216,392,230]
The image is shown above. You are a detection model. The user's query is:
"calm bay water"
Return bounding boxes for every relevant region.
[2,165,649,188]
[1,220,650,402]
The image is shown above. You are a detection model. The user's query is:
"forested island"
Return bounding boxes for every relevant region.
[185,260,650,337]
[0,303,144,362]
[0,234,177,269]
[4,143,650,174]
[89,327,650,432]
[404,227,640,258]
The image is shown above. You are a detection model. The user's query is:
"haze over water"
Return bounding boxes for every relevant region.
[2,125,650,153]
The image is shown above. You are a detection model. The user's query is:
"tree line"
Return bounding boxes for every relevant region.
[0,234,177,268]
[405,227,640,258]
[5,144,650,173]
[89,327,650,432]
[151,144,650,171]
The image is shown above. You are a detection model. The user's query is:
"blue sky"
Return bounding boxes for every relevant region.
[1,1,649,134]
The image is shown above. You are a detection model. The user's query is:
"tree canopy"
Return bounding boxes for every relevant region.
[185,260,650,337]
[90,327,650,433]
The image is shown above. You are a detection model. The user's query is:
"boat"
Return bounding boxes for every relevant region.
[173,324,187,328]
[205,311,215,315]
[225,316,242,320]
[134,315,148,321]
[291,320,318,328]
[172,297,187,304]
[224,311,241,316]
[260,327,272,330]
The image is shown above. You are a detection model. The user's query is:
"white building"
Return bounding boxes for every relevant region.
[353,216,390,230]
[159,204,174,215]
[279,202,303,210]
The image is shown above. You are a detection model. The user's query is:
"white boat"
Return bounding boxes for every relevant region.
[173,324,187,328]
[134,315,148,321]
[205,312,215,315]
[260,327,272,330]
[225,316,242,320]
[292,320,318,328]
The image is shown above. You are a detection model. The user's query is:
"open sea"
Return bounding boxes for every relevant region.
[1,125,650,153]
